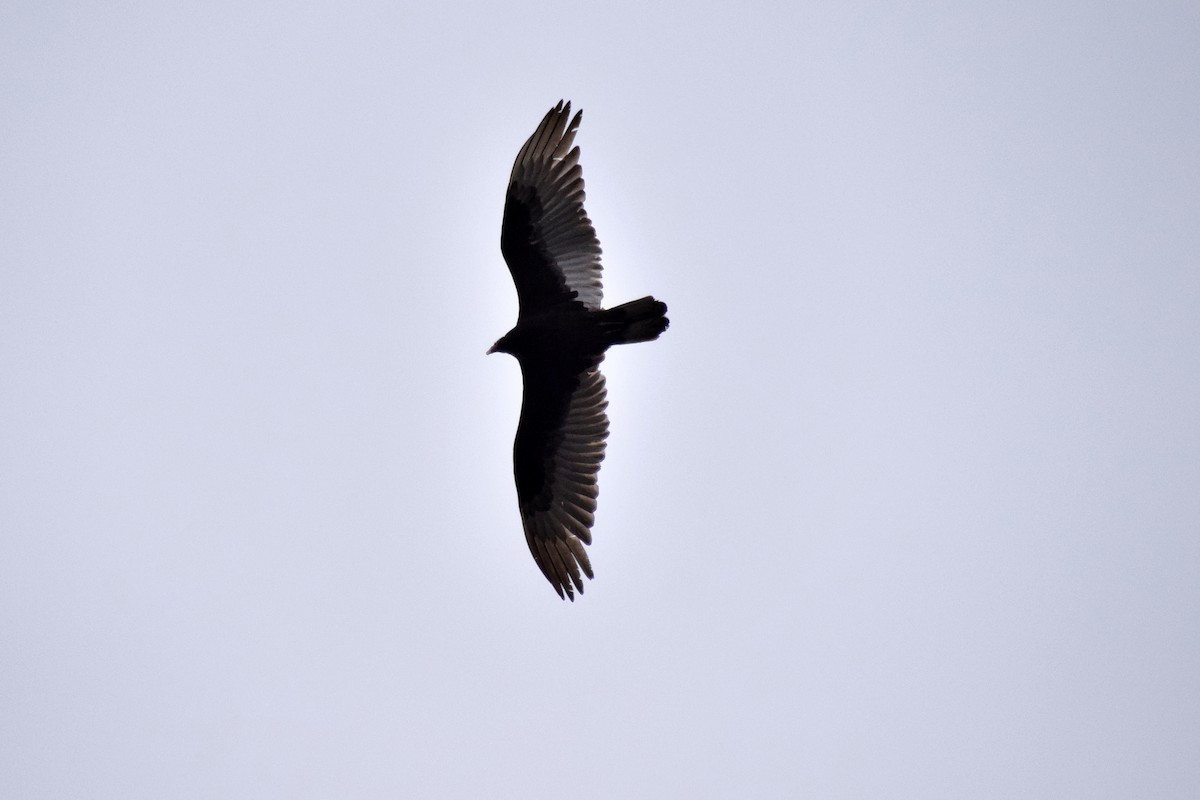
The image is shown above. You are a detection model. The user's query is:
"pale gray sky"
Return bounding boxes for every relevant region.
[2,1,1198,797]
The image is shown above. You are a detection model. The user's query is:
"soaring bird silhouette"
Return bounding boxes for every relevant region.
[488,101,669,600]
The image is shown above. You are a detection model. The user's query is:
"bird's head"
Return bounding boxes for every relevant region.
[486,334,510,356]
[488,324,529,356]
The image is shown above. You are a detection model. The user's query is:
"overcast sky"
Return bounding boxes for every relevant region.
[2,1,1198,797]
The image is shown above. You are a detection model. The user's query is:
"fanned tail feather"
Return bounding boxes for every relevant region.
[600,296,669,346]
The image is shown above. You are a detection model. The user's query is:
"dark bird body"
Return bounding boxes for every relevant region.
[489,101,669,600]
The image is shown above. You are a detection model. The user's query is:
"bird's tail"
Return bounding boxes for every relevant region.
[600,296,670,346]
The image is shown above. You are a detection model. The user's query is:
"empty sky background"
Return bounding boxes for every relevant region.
[3,1,1198,797]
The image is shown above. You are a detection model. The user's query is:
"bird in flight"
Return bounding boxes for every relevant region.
[488,101,669,600]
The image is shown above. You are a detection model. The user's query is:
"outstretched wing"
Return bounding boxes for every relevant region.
[501,101,604,315]
[513,361,609,600]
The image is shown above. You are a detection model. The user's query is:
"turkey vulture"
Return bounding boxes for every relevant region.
[488,101,669,600]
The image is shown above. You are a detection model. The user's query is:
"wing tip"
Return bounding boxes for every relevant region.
[525,520,595,602]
